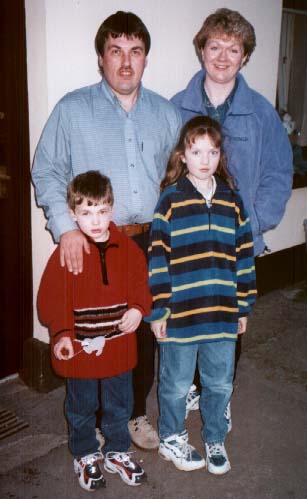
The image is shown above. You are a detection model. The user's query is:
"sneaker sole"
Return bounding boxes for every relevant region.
[76,476,106,492]
[104,461,145,486]
[206,460,231,475]
[159,449,205,472]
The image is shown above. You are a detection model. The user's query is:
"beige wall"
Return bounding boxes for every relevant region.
[25,0,306,341]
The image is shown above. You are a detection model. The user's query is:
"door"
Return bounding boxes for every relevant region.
[0,0,32,378]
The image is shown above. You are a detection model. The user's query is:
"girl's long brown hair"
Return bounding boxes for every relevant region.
[161,116,235,191]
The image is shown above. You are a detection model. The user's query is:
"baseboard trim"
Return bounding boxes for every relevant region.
[256,243,307,296]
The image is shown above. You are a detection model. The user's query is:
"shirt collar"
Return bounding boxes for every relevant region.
[100,78,144,107]
[202,79,237,109]
[202,80,237,124]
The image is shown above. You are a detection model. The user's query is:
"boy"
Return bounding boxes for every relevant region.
[37,171,152,491]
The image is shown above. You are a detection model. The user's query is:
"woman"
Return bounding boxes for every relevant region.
[172,8,292,257]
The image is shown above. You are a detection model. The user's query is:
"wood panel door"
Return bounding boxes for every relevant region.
[0,0,32,378]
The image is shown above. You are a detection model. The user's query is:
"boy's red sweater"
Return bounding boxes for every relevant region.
[37,222,152,378]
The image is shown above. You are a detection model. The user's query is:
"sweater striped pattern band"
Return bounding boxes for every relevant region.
[74,303,128,340]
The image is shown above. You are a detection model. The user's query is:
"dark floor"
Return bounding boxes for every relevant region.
[0,283,306,499]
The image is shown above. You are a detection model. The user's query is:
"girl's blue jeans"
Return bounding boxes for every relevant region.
[65,371,133,458]
[158,341,235,445]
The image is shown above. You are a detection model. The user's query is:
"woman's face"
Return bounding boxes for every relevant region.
[201,35,246,87]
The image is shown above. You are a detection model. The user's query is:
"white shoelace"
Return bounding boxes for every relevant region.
[207,443,224,457]
[106,450,135,461]
[178,441,195,460]
[79,451,102,465]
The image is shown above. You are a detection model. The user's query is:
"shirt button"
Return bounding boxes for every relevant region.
[133,190,138,194]
[130,163,135,168]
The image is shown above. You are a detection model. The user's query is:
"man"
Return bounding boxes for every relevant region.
[32,11,182,451]
[171,8,293,436]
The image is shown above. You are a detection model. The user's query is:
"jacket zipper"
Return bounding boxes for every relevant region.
[205,198,212,230]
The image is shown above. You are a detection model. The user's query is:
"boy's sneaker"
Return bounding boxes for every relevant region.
[225,402,232,433]
[74,451,106,491]
[205,442,231,475]
[185,384,200,419]
[159,430,205,471]
[128,415,159,450]
[104,451,146,486]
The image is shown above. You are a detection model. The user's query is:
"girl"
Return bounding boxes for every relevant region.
[147,116,257,475]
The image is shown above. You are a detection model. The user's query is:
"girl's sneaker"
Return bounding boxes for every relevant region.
[73,451,106,491]
[159,430,205,471]
[104,451,146,486]
[205,442,231,475]
[185,384,200,419]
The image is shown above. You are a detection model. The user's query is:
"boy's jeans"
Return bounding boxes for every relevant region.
[65,371,133,458]
[158,341,235,445]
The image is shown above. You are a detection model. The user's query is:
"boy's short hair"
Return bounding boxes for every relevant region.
[67,171,114,210]
[194,8,256,65]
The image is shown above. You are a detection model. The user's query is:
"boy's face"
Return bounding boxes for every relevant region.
[70,199,113,242]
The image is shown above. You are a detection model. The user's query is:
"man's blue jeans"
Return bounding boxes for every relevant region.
[65,371,133,458]
[158,341,235,445]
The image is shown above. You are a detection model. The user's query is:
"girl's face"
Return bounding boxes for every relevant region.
[182,134,220,183]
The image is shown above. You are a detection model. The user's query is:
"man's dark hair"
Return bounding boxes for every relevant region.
[67,171,114,210]
[95,11,151,57]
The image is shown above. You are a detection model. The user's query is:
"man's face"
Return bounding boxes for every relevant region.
[201,35,246,87]
[98,35,147,98]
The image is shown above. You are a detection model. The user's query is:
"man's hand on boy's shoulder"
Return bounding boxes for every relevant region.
[60,229,90,275]
[54,336,74,360]
[119,308,142,333]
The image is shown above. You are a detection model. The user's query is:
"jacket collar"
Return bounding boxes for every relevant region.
[176,174,230,194]
[87,221,122,249]
[180,69,254,116]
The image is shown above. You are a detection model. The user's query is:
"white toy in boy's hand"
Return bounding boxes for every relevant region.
[81,336,106,356]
